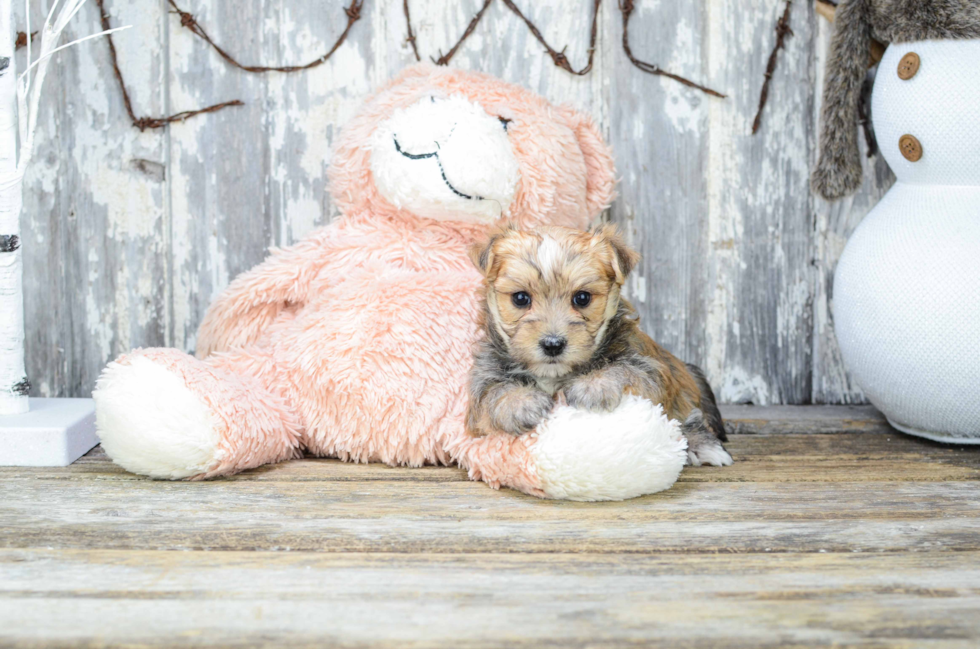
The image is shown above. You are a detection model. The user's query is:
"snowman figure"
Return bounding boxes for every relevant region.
[813,0,980,442]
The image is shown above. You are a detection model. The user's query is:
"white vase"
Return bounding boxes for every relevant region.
[833,39,980,443]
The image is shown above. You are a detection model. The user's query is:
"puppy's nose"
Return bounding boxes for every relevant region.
[539,335,567,358]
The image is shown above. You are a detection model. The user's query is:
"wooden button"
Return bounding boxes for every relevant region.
[897,52,920,80]
[899,134,922,162]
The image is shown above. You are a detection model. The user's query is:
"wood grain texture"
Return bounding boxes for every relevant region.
[4,422,979,483]
[2,423,980,646]
[609,0,711,389]
[15,0,897,404]
[809,28,895,404]
[3,415,980,645]
[3,451,980,553]
[2,550,979,648]
[719,403,891,434]
[16,0,171,397]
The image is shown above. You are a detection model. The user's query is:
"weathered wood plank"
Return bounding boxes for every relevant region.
[16,0,170,397]
[12,0,900,405]
[409,0,609,112]
[262,0,393,247]
[720,404,890,434]
[809,21,894,404]
[1,550,979,647]
[4,430,978,483]
[10,454,976,484]
[698,0,816,405]
[3,478,979,553]
[609,0,711,375]
[167,0,274,352]
[5,458,977,484]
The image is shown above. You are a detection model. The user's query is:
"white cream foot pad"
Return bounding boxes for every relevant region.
[531,395,689,502]
[0,398,98,466]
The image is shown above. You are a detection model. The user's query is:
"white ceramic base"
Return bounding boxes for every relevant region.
[888,418,980,445]
[0,398,98,466]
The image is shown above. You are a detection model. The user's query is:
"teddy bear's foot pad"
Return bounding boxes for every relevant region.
[94,356,222,479]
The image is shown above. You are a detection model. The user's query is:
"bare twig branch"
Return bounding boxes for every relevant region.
[403,0,421,62]
[168,0,364,73]
[752,0,793,134]
[96,0,242,131]
[432,0,493,66]
[619,0,726,98]
[500,0,600,75]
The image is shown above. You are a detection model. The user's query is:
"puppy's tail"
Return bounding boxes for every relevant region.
[686,363,727,442]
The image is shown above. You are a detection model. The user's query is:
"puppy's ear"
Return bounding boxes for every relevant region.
[469,227,508,277]
[468,239,495,276]
[591,223,640,285]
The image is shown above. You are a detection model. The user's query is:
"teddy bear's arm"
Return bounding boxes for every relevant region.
[196,228,338,357]
[454,396,689,502]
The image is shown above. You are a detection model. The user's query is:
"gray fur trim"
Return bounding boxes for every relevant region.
[813,0,980,201]
[813,0,872,200]
[871,0,980,43]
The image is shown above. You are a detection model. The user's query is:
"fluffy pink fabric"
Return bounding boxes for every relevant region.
[100,64,616,496]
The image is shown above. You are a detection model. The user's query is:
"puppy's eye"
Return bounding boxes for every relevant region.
[572,291,592,308]
[511,292,531,308]
[498,116,512,131]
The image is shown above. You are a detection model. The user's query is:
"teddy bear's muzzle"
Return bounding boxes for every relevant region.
[370,94,521,224]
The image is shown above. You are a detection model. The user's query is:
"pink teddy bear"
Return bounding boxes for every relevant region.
[94,64,688,501]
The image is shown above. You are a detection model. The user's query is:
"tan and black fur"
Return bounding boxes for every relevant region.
[466,224,731,467]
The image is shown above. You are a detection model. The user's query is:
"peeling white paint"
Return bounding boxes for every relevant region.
[720,367,771,405]
[15,0,893,404]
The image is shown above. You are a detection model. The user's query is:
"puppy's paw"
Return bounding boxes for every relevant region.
[564,376,625,412]
[685,436,733,467]
[491,387,555,435]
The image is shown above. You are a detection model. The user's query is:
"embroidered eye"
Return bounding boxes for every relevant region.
[511,292,531,308]
[572,291,592,308]
[498,116,512,131]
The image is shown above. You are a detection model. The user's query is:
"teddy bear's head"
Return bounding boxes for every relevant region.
[328,64,616,230]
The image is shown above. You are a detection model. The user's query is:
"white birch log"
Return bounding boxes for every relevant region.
[0,0,126,415]
[0,0,26,415]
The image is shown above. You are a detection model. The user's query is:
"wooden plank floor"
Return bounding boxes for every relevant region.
[1,406,979,647]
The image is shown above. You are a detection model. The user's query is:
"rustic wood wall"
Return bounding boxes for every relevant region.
[13,0,893,404]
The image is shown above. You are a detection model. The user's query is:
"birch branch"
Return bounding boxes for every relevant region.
[0,0,126,415]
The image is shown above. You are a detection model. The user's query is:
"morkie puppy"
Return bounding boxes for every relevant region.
[466,224,732,467]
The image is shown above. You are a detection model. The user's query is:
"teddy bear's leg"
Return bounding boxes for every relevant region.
[94,347,303,480]
[450,430,547,498]
[452,395,689,502]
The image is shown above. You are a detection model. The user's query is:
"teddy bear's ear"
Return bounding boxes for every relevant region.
[558,106,617,218]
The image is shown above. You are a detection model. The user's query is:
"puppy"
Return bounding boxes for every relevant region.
[466,224,732,467]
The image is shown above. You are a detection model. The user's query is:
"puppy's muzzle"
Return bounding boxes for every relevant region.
[539,335,567,358]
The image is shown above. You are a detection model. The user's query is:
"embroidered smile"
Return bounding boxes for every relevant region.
[392,137,484,201]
